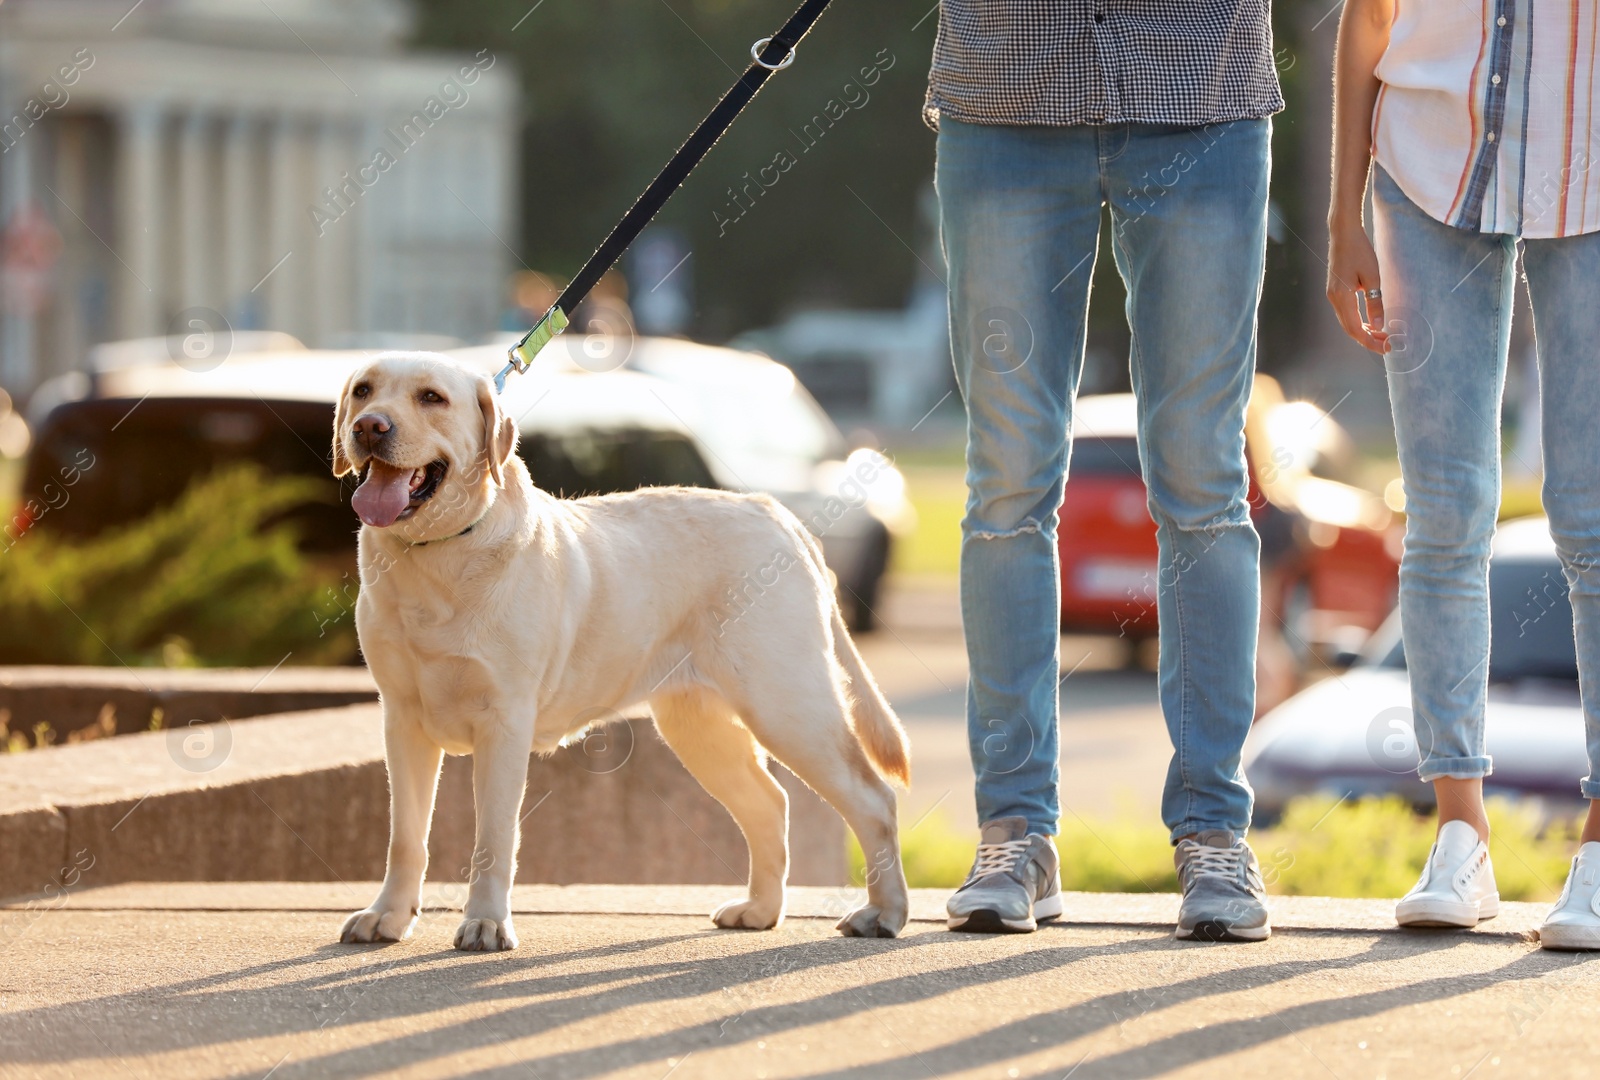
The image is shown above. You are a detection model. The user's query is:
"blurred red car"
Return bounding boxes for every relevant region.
[1056,393,1161,642]
[1058,377,1402,703]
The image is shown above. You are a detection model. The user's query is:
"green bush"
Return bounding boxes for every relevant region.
[0,465,356,667]
[1056,811,1181,893]
[1262,794,1577,903]
[852,795,1580,902]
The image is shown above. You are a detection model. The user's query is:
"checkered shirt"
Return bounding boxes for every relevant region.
[924,0,1285,129]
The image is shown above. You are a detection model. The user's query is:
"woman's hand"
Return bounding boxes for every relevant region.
[1327,0,1394,354]
[1327,220,1388,353]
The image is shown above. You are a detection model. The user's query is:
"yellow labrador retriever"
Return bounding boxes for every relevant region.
[333,352,911,950]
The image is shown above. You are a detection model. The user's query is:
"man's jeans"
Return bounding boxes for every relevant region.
[1373,165,1600,800]
[936,118,1270,841]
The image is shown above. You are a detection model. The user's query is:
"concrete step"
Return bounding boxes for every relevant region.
[0,664,379,744]
[0,705,846,899]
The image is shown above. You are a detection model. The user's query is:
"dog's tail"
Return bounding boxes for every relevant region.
[780,510,910,787]
[829,603,912,788]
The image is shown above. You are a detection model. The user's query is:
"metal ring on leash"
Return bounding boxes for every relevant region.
[751,36,796,70]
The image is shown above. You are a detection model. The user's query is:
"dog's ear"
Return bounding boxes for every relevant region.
[331,371,355,478]
[477,375,517,487]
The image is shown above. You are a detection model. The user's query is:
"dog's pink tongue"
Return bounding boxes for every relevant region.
[352,462,412,528]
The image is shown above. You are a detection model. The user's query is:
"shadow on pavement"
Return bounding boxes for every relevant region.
[5,915,1594,1079]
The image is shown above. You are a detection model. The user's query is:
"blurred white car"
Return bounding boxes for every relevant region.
[1244,517,1589,821]
[22,333,913,630]
[456,335,914,628]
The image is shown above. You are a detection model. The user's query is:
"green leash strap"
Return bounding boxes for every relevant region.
[496,306,568,393]
[496,0,835,394]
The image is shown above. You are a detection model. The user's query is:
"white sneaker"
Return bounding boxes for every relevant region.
[1540,841,1600,951]
[1396,819,1499,928]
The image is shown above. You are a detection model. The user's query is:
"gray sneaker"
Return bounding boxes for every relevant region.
[947,817,1063,933]
[1175,829,1271,942]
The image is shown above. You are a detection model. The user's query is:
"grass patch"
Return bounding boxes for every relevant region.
[884,443,967,470]
[1500,478,1544,522]
[850,795,1579,902]
[892,463,966,578]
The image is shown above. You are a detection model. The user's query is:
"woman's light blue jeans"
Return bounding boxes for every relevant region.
[1373,165,1600,800]
[936,118,1270,841]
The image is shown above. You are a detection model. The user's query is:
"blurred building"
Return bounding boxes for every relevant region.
[0,0,519,394]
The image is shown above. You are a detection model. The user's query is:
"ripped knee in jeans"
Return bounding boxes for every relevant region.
[966,517,1046,541]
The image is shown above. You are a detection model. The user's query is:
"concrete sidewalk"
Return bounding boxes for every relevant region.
[1,883,1593,1079]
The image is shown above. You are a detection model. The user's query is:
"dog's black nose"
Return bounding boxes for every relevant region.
[352,412,392,451]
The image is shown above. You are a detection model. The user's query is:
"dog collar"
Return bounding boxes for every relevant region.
[407,508,490,548]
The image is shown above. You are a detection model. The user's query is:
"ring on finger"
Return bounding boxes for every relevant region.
[1365,288,1383,300]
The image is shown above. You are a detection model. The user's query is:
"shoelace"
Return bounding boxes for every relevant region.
[1184,843,1246,879]
[971,838,1032,878]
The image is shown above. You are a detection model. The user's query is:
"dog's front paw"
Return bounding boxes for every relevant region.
[711,898,783,930]
[836,904,905,939]
[340,906,417,944]
[454,917,518,952]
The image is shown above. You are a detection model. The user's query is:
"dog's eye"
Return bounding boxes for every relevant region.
[420,390,445,404]
[352,383,370,399]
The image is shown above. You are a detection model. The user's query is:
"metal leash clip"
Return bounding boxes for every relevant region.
[495,305,570,394]
[750,36,797,70]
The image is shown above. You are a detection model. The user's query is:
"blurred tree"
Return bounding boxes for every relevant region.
[412,0,1317,373]
[414,0,937,340]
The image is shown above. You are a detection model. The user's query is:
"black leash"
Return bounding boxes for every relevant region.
[497,0,836,392]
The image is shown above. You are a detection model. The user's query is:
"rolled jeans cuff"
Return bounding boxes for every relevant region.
[1580,777,1600,801]
[1417,755,1493,783]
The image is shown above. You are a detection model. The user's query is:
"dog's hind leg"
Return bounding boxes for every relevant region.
[454,726,530,952]
[341,708,444,944]
[652,688,790,929]
[735,681,910,939]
